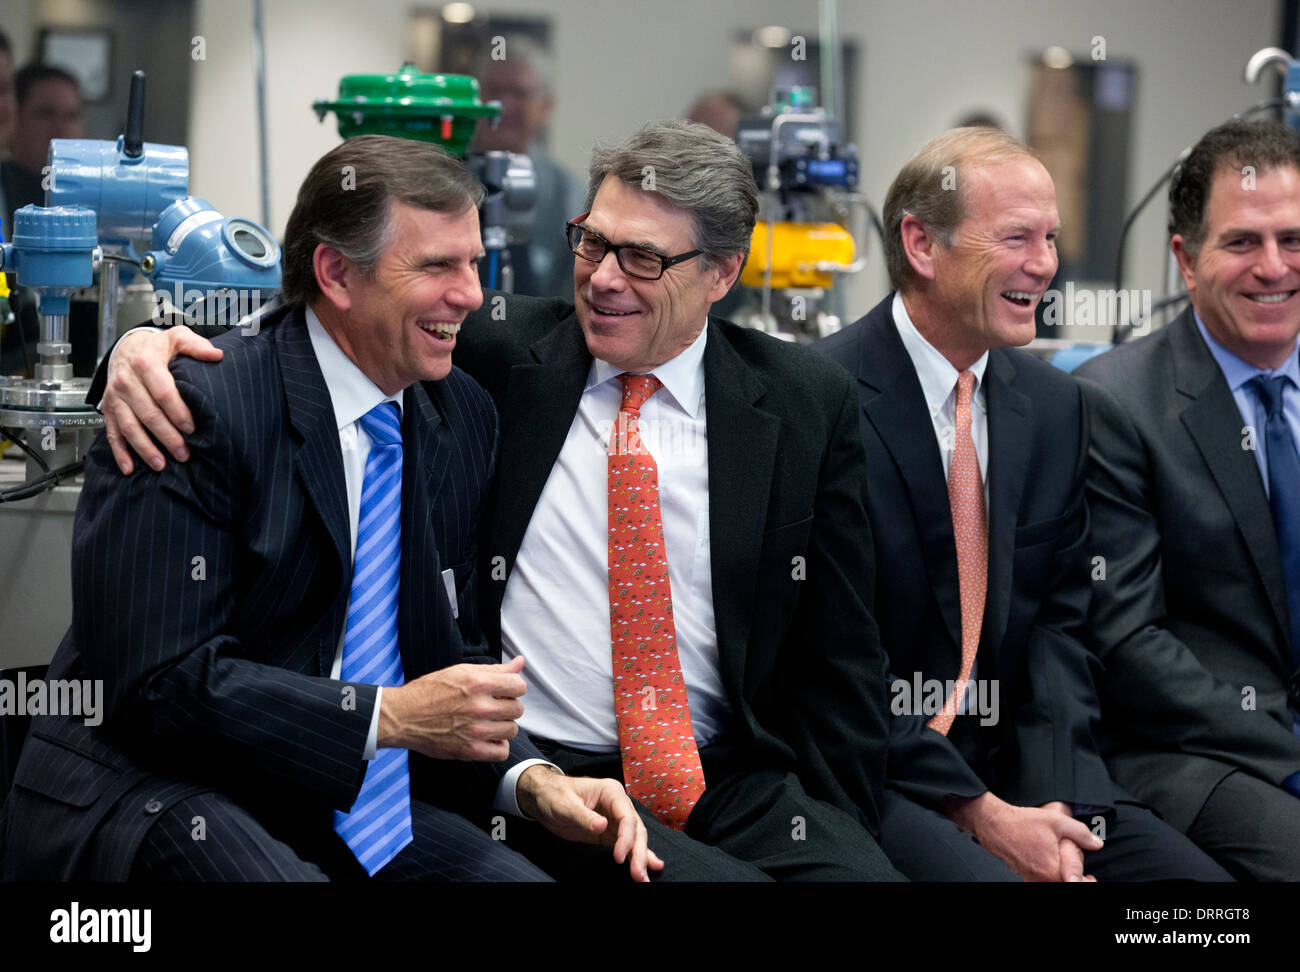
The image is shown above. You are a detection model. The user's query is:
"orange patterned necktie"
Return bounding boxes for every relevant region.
[929,370,988,735]
[608,373,706,829]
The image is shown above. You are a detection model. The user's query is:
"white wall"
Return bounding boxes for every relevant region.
[185,0,1281,311]
[5,1,37,69]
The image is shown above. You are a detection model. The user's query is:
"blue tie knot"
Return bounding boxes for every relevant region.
[361,402,402,448]
[1250,374,1290,420]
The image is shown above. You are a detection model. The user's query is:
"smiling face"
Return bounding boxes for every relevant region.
[318,200,484,394]
[1174,164,1300,370]
[574,177,737,373]
[915,158,1059,368]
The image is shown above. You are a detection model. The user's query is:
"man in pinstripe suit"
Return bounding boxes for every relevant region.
[86,122,901,881]
[0,136,658,881]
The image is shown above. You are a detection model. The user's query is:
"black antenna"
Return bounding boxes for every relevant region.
[124,71,146,158]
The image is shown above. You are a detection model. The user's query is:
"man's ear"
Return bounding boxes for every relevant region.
[313,243,354,312]
[1170,234,1198,297]
[708,251,746,303]
[901,213,942,283]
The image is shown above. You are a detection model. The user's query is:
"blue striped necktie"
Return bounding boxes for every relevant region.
[333,401,413,875]
[1250,375,1300,668]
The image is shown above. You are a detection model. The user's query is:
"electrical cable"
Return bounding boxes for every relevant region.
[0,460,83,502]
[0,426,50,473]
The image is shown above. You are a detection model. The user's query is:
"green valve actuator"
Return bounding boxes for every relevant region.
[313,63,502,157]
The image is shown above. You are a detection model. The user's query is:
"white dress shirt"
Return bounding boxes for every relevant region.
[305,307,404,762]
[1194,311,1300,496]
[893,292,989,499]
[500,321,732,752]
[892,292,990,700]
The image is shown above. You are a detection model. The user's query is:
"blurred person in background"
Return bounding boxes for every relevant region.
[1,63,85,376]
[471,35,584,300]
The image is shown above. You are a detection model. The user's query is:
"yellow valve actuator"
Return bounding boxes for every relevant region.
[741,221,855,290]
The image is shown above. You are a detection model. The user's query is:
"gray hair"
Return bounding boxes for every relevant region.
[883,126,1038,291]
[585,119,758,269]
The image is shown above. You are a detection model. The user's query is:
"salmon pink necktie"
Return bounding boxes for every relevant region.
[929,370,988,735]
[608,373,706,829]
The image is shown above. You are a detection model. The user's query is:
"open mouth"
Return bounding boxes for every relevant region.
[1244,290,1297,304]
[590,302,640,321]
[1000,290,1039,308]
[416,320,460,343]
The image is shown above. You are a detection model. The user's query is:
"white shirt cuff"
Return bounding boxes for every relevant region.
[363,686,381,760]
[494,758,562,818]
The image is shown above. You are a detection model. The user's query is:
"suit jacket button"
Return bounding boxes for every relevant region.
[144,799,163,814]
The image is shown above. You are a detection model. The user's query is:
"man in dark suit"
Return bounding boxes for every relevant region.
[816,127,1228,880]
[82,121,898,880]
[1075,119,1300,880]
[0,135,657,881]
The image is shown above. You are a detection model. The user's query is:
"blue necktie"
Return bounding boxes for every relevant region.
[1250,375,1300,670]
[333,402,413,875]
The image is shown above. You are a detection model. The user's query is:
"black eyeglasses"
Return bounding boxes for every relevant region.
[565,212,703,281]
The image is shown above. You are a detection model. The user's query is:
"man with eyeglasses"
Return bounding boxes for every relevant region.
[88,120,900,880]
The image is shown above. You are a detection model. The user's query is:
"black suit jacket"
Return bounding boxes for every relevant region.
[0,304,537,879]
[453,293,893,836]
[815,295,1114,811]
[1075,307,1300,831]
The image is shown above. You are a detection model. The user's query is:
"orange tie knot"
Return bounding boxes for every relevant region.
[620,373,662,415]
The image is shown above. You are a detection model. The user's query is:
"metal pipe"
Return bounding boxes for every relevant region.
[40,313,67,346]
[252,0,271,229]
[97,252,120,366]
[766,111,827,191]
[819,0,841,121]
[1244,47,1293,84]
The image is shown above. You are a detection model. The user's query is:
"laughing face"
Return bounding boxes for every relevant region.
[573,177,738,374]
[325,200,484,394]
[1173,164,1300,370]
[921,158,1059,367]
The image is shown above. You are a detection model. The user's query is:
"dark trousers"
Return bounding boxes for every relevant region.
[127,791,551,882]
[879,788,1233,881]
[1186,769,1300,881]
[495,739,903,882]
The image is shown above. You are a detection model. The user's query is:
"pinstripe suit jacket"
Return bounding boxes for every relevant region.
[0,304,536,879]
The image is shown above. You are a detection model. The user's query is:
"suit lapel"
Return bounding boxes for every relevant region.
[982,349,1032,659]
[492,318,591,571]
[1171,311,1292,650]
[704,321,781,695]
[277,307,352,675]
[856,310,963,652]
[398,381,448,674]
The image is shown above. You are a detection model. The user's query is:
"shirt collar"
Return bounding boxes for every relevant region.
[588,319,709,418]
[305,305,404,431]
[892,291,989,411]
[1193,309,1300,392]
